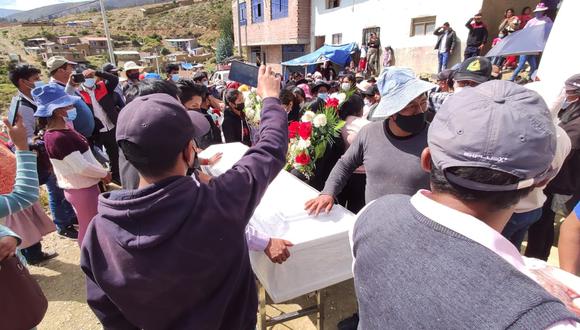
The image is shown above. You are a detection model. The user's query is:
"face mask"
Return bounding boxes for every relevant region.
[364,98,371,106]
[127,72,140,80]
[394,112,426,134]
[341,83,351,91]
[235,103,245,112]
[66,108,77,121]
[171,74,180,82]
[34,80,46,88]
[318,93,328,101]
[203,80,209,86]
[83,78,96,89]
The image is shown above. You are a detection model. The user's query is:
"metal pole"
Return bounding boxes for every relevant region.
[99,0,116,64]
[236,0,243,56]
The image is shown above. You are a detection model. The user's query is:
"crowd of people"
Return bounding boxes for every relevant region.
[1,3,579,327]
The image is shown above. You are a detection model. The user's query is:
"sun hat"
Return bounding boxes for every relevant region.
[116,93,210,165]
[123,61,144,72]
[46,56,77,74]
[32,83,80,118]
[356,80,372,92]
[370,67,436,119]
[429,80,557,192]
[533,2,549,12]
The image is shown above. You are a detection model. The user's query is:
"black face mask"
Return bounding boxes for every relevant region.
[394,112,426,134]
[127,72,140,80]
[235,103,245,112]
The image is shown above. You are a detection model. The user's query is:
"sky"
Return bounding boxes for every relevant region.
[0,0,84,11]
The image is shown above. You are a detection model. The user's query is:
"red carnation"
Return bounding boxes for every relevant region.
[295,152,311,165]
[288,121,300,138]
[325,98,339,108]
[298,122,312,140]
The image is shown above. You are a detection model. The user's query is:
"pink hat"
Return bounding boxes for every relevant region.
[297,83,312,99]
[533,3,548,12]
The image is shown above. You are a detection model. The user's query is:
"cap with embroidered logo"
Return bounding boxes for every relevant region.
[453,56,492,84]
[428,80,557,191]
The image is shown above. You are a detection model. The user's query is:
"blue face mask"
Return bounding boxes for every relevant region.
[83,78,96,89]
[66,108,77,121]
[34,80,45,88]
[318,92,329,101]
[171,74,180,82]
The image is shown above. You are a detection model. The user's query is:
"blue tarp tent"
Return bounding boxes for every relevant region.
[282,42,358,67]
[486,24,552,57]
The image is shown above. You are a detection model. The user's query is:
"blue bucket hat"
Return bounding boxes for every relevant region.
[371,67,436,120]
[32,83,80,118]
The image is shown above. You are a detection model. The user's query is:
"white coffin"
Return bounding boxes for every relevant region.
[199,143,355,303]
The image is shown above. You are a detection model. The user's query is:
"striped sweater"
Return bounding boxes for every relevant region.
[0,151,39,218]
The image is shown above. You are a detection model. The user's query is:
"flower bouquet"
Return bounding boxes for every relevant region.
[242,90,262,144]
[286,97,346,178]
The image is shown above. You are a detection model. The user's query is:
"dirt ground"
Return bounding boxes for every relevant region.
[30,232,359,330]
[29,231,562,330]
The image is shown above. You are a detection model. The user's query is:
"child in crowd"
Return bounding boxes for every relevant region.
[32,84,111,245]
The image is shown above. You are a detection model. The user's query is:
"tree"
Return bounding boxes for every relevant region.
[215,36,233,63]
[215,1,234,63]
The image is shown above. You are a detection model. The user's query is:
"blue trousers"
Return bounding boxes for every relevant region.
[510,55,538,81]
[438,52,450,73]
[502,208,543,251]
[44,173,77,230]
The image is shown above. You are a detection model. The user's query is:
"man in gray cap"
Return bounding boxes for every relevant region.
[46,55,95,139]
[305,67,435,215]
[352,80,579,328]
[526,73,580,260]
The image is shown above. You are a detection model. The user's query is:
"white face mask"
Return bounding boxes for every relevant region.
[364,98,371,106]
[341,83,351,91]
[203,80,209,86]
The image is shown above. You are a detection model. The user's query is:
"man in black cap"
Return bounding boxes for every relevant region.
[464,13,488,60]
[80,65,288,329]
[102,63,126,108]
[361,85,380,119]
[526,73,580,260]
[428,57,491,114]
[305,80,331,113]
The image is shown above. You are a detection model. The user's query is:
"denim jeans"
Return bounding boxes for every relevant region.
[438,52,450,73]
[464,46,480,61]
[44,173,77,230]
[502,208,543,251]
[509,55,538,81]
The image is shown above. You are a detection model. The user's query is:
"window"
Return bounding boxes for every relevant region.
[326,0,340,9]
[239,2,247,26]
[332,33,342,45]
[362,27,380,46]
[411,16,436,36]
[271,0,288,20]
[251,0,263,23]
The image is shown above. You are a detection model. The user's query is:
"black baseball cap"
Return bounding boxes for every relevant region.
[102,63,119,73]
[453,56,492,84]
[116,93,210,163]
[361,85,379,97]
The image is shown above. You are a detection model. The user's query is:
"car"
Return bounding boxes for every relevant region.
[211,70,230,84]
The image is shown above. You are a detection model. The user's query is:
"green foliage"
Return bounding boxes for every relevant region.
[79,30,90,36]
[160,47,171,56]
[215,36,233,63]
[131,39,141,47]
[141,36,162,52]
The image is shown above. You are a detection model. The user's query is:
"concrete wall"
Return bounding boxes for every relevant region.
[311,0,537,74]
[233,0,311,47]
[311,0,485,74]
